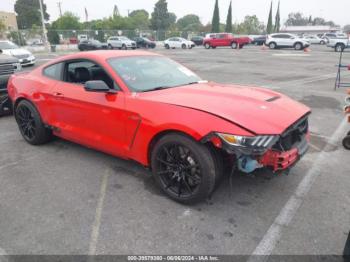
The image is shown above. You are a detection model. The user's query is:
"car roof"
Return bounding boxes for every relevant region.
[48,50,162,64]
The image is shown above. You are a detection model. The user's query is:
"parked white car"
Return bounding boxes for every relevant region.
[266,33,310,50]
[302,35,322,44]
[327,37,350,52]
[107,36,136,50]
[164,37,195,49]
[0,40,35,66]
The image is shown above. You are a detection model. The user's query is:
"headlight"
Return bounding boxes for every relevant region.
[13,62,21,71]
[217,133,278,152]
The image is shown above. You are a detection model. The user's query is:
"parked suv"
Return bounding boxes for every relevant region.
[107,36,136,50]
[0,51,21,116]
[203,33,251,49]
[266,33,310,50]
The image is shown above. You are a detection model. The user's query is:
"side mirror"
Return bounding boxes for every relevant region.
[0,49,2,54]
[84,80,113,93]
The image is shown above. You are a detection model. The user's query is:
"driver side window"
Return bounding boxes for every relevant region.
[64,60,118,90]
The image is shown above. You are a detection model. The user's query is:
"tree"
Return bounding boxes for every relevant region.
[14,0,49,29]
[113,5,120,17]
[150,0,171,30]
[129,10,150,29]
[225,1,232,33]
[285,12,308,26]
[266,1,273,34]
[51,12,81,30]
[177,14,202,31]
[211,0,220,33]
[274,1,280,32]
[237,15,264,34]
[344,25,350,34]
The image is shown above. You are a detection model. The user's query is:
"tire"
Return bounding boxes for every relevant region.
[204,43,211,49]
[343,135,350,150]
[231,42,238,49]
[132,47,136,50]
[121,44,127,50]
[151,133,216,204]
[294,42,303,50]
[165,44,170,49]
[320,40,325,45]
[108,44,113,50]
[182,44,187,49]
[15,100,52,145]
[269,42,277,49]
[0,94,12,116]
[208,146,224,190]
[335,44,345,53]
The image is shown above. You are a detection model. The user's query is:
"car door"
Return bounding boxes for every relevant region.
[49,59,127,157]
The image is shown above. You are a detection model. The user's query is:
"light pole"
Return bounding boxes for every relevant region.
[38,0,48,48]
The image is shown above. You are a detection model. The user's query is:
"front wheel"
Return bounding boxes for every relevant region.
[269,42,277,49]
[151,133,216,204]
[15,100,52,145]
[343,135,350,150]
[182,44,187,49]
[204,43,211,49]
[121,44,127,50]
[165,44,170,49]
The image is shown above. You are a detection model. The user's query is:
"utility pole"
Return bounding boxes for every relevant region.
[39,0,48,47]
[57,1,62,17]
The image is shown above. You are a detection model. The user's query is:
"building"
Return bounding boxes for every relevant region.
[0,11,18,31]
[280,25,341,35]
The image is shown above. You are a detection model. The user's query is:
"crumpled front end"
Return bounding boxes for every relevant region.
[203,114,310,174]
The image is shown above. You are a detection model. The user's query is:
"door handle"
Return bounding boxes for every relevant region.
[53,92,64,97]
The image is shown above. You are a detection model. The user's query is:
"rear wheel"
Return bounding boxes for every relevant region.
[165,44,170,49]
[108,44,113,50]
[231,42,238,49]
[343,135,350,150]
[335,44,345,52]
[15,100,52,145]
[294,42,303,50]
[151,133,216,204]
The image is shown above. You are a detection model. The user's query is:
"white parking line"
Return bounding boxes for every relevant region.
[88,169,110,255]
[0,247,8,262]
[248,117,348,261]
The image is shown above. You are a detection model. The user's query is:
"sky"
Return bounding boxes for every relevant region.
[1,0,349,27]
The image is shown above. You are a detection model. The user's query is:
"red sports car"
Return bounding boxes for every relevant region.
[8,50,311,204]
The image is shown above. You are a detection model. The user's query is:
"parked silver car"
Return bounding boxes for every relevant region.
[107,36,137,50]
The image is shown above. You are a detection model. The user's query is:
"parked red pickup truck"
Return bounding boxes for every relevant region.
[203,33,251,49]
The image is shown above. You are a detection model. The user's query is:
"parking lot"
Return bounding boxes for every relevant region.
[0,44,349,256]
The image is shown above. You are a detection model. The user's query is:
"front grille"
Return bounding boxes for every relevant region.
[273,116,309,151]
[14,54,29,59]
[0,63,15,76]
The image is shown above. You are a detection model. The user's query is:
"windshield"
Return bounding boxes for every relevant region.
[0,41,19,50]
[119,36,129,41]
[108,56,202,92]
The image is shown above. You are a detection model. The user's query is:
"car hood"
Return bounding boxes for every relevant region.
[140,82,311,135]
[2,48,32,56]
[0,54,19,63]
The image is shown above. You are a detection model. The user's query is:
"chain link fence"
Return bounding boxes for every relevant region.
[4,29,208,46]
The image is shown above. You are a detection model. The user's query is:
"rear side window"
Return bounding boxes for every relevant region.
[43,63,63,80]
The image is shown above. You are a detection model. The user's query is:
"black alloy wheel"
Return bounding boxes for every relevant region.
[151,134,216,204]
[15,100,52,145]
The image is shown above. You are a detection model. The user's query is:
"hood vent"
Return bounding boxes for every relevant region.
[266,96,280,102]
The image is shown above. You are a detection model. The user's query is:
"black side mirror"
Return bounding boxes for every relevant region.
[84,80,114,93]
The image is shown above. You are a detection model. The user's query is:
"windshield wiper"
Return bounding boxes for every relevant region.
[142,86,173,92]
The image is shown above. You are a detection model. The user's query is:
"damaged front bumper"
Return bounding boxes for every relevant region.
[203,115,310,174]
